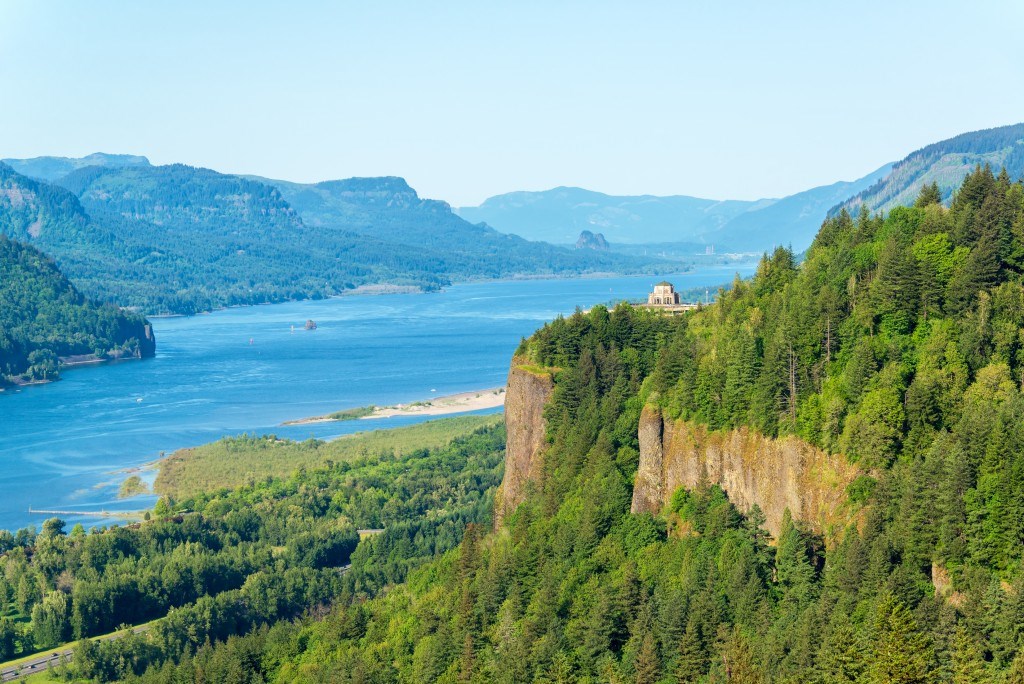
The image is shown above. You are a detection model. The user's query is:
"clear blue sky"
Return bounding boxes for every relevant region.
[1,1,1022,205]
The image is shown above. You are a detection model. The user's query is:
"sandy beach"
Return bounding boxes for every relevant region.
[282,387,506,426]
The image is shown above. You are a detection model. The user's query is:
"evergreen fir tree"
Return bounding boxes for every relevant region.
[866,593,935,684]
[915,181,942,208]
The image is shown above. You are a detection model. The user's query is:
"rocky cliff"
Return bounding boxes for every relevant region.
[631,405,861,539]
[496,356,861,538]
[575,230,609,250]
[493,357,555,527]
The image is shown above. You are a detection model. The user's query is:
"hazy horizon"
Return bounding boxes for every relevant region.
[1,1,1022,205]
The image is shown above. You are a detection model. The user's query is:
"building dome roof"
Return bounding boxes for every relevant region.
[655,281,673,287]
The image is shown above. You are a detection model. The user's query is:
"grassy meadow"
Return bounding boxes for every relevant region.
[153,413,503,500]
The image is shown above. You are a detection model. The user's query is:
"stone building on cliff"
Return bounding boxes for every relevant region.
[647,281,680,305]
[643,281,697,313]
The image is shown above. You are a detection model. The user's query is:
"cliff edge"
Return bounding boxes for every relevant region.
[631,404,861,539]
[493,357,555,527]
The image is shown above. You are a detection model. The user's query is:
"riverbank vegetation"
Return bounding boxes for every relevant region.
[152,414,501,500]
[117,476,148,499]
[0,235,154,386]
[99,165,1024,682]
[8,167,1024,681]
[0,421,504,679]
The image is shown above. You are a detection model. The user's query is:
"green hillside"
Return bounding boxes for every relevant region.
[837,122,1024,215]
[0,235,154,386]
[258,175,656,275]
[20,165,1024,683]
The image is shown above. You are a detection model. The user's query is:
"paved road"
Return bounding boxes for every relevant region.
[0,625,149,682]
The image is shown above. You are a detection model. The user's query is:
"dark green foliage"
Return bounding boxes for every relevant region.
[116,167,1024,683]
[0,234,154,384]
[27,168,1024,681]
[915,182,943,208]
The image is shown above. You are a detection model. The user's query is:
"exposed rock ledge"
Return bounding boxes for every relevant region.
[493,357,555,528]
[631,404,861,540]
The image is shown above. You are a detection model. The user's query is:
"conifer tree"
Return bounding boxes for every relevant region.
[866,593,935,684]
[950,625,988,684]
[635,631,661,684]
[915,181,942,208]
[676,620,707,683]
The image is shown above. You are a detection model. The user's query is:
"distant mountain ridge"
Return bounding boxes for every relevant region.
[456,164,891,253]
[0,161,663,314]
[461,124,1024,253]
[249,173,658,275]
[707,167,893,251]
[458,187,762,245]
[2,152,150,182]
[834,122,1024,215]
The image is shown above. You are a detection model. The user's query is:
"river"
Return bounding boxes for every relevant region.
[0,265,756,532]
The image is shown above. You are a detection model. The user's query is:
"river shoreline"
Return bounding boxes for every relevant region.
[138,265,705,320]
[0,267,757,533]
[282,387,507,426]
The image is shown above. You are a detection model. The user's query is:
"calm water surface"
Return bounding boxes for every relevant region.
[0,266,755,532]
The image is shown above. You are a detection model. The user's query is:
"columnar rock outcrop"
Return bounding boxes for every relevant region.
[493,357,554,527]
[496,354,862,539]
[631,405,861,539]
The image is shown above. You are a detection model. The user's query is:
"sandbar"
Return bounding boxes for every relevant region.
[282,387,506,426]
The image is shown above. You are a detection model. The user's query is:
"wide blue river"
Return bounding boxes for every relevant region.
[0,266,754,532]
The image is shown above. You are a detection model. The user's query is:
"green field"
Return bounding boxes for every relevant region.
[153,413,503,500]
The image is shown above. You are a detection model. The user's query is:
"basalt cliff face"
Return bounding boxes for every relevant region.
[497,358,861,538]
[493,357,554,528]
[632,405,860,539]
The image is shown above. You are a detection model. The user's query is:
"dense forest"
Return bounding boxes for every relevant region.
[0,424,503,679]
[45,164,1023,683]
[7,166,1024,682]
[0,162,662,315]
[837,122,1024,214]
[0,235,154,385]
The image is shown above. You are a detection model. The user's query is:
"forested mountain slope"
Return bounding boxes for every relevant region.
[0,162,663,315]
[836,122,1024,215]
[0,235,154,386]
[3,166,1021,681]
[86,165,1024,683]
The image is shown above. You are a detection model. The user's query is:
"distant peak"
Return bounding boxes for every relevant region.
[80,152,151,166]
[0,152,151,183]
[317,176,415,193]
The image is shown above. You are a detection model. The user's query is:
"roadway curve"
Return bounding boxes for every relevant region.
[0,625,149,682]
